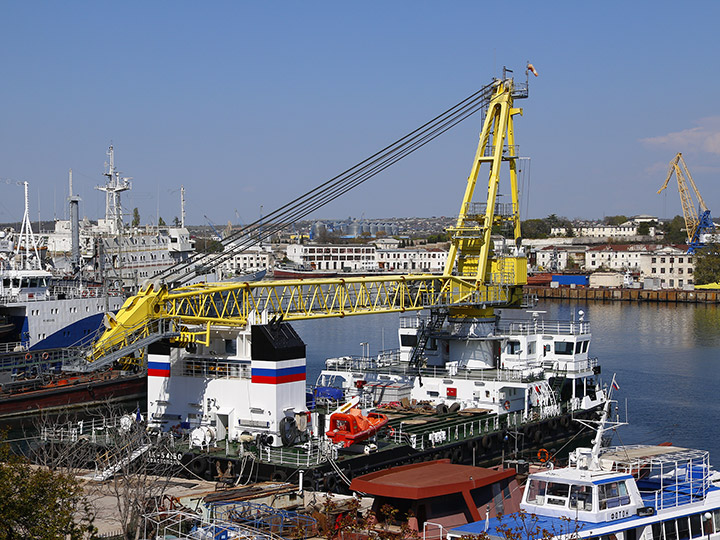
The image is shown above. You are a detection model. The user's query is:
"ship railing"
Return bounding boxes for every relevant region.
[542,357,599,375]
[142,509,280,540]
[390,414,514,450]
[321,359,546,384]
[0,341,23,354]
[259,439,333,466]
[399,315,590,336]
[495,318,589,336]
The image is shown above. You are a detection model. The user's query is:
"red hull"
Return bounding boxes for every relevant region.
[0,372,146,418]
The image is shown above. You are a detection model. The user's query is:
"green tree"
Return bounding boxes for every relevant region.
[604,215,628,226]
[694,244,720,285]
[521,218,551,239]
[158,216,166,227]
[637,221,651,235]
[172,216,180,227]
[0,436,95,539]
[131,208,140,227]
[662,215,687,244]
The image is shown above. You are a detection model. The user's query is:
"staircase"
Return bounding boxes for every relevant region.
[409,310,447,369]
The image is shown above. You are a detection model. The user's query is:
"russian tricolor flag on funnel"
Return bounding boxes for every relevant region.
[148,360,171,377]
[252,358,305,384]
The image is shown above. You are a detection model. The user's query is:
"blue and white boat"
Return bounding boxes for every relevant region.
[449,384,720,540]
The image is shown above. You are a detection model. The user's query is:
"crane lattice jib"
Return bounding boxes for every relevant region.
[657,152,708,244]
[89,75,529,361]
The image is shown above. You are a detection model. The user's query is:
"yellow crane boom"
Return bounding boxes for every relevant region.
[91,74,529,363]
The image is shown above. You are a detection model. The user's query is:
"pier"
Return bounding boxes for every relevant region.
[525,285,720,304]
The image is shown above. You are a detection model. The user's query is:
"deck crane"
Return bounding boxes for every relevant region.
[657,152,716,254]
[88,71,531,366]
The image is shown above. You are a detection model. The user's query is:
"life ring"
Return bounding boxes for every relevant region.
[537,448,550,463]
[387,426,396,438]
[82,290,88,297]
[25,353,32,361]
[503,400,511,411]
[41,352,49,360]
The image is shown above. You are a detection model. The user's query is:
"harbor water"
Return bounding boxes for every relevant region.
[294,300,720,466]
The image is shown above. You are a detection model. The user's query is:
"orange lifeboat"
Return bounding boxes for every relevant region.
[326,408,389,448]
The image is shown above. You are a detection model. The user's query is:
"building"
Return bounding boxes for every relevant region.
[375,247,447,272]
[638,245,694,289]
[285,244,377,271]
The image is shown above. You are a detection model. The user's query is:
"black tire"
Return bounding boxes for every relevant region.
[436,403,449,414]
[452,447,463,463]
[189,457,206,477]
[482,435,491,448]
[449,402,461,413]
[271,470,287,482]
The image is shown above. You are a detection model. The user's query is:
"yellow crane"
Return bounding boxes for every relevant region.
[90,74,530,364]
[657,152,715,253]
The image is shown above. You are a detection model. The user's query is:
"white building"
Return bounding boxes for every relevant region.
[638,246,694,288]
[220,244,272,277]
[285,244,377,271]
[376,247,447,272]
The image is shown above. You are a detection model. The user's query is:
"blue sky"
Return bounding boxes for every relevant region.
[1,1,719,227]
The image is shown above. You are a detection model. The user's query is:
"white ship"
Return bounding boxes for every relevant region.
[0,146,195,355]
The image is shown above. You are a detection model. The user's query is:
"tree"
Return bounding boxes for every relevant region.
[694,244,720,285]
[0,434,96,539]
[637,221,651,236]
[662,215,687,244]
[158,216,166,227]
[172,216,180,227]
[604,215,628,226]
[132,208,140,228]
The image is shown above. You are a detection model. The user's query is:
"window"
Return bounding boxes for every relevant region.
[598,481,630,510]
[555,342,574,355]
[652,257,657,263]
[526,479,546,504]
[661,268,666,274]
[652,267,657,273]
[545,482,570,506]
[569,484,593,511]
[507,341,521,354]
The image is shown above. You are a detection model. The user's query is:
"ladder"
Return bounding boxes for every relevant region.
[409,310,447,369]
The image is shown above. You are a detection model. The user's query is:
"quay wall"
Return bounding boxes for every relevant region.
[524,285,720,304]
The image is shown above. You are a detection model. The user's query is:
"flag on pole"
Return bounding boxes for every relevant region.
[612,380,620,391]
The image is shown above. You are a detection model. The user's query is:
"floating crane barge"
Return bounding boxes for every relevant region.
[51,70,608,492]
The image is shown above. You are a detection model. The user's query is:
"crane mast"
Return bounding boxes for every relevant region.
[90,73,530,363]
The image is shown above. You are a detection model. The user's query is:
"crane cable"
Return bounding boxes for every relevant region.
[157,80,501,286]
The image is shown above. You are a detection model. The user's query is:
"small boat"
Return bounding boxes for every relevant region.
[325,399,388,447]
[448,381,720,540]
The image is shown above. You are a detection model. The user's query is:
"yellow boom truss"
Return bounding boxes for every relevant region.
[91,76,528,361]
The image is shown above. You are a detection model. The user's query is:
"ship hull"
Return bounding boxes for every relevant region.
[0,372,146,419]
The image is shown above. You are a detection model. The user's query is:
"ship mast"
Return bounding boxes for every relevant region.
[16,181,42,270]
[95,145,131,235]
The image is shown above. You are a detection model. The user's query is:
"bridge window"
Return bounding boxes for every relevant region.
[599,481,630,510]
[569,484,593,511]
[545,482,570,506]
[554,342,574,355]
[506,341,521,354]
[525,479,546,504]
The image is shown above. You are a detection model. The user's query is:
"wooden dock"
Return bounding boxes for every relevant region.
[524,285,720,304]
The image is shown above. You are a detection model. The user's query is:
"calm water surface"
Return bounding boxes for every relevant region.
[293,301,720,465]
